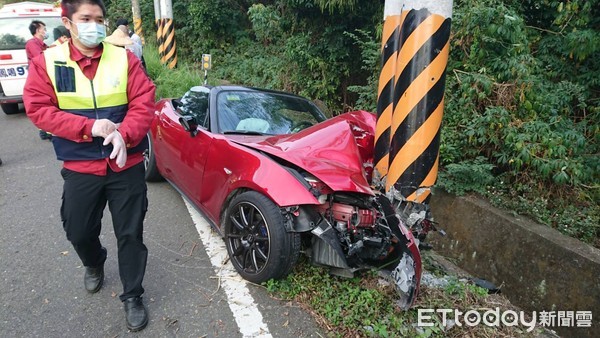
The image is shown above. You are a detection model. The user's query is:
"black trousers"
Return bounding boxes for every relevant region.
[60,162,148,301]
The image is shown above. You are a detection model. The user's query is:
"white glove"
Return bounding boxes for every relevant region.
[92,119,120,138]
[103,131,127,168]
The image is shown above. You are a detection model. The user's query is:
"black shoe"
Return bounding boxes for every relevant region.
[84,247,106,293]
[39,130,50,140]
[124,296,148,331]
[38,130,52,140]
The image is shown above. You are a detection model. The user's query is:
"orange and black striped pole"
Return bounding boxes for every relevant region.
[133,18,145,45]
[156,19,164,60]
[161,18,176,68]
[385,0,453,203]
[131,0,145,45]
[153,0,161,54]
[374,1,403,183]
[154,0,164,60]
[158,0,177,69]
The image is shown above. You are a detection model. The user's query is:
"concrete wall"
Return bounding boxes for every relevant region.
[429,190,600,338]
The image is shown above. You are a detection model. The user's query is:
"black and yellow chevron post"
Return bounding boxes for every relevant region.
[156,18,165,61]
[133,18,145,45]
[132,0,145,46]
[153,0,161,51]
[374,2,404,183]
[161,18,177,69]
[386,1,453,203]
[156,0,176,68]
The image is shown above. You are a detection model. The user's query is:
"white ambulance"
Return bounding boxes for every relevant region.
[0,1,62,114]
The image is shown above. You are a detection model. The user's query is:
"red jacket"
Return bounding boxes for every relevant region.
[25,37,47,62]
[23,41,156,176]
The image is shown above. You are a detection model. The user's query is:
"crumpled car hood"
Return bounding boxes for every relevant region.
[228,111,375,195]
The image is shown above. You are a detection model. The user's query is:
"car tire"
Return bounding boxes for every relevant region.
[144,133,164,182]
[225,191,301,283]
[1,103,20,115]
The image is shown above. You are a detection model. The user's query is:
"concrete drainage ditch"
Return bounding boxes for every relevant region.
[429,190,599,338]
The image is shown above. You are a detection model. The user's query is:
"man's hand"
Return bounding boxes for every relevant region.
[92,119,120,138]
[103,131,127,168]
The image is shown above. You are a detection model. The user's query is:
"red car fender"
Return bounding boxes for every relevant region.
[199,136,321,226]
[393,219,422,309]
[401,221,422,304]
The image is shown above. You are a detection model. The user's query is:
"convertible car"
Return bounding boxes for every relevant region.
[145,85,422,308]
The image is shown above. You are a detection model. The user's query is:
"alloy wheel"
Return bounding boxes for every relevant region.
[227,202,271,275]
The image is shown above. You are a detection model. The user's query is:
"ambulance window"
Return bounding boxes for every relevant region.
[0,17,64,50]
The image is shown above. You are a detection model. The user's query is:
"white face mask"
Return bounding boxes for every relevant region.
[43,32,49,40]
[72,22,106,48]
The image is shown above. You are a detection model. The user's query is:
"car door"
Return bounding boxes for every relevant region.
[154,100,185,182]
[160,88,213,205]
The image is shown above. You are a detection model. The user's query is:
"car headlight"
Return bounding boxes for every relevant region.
[304,174,331,204]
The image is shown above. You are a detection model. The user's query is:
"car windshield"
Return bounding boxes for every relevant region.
[217,90,326,135]
[0,17,64,50]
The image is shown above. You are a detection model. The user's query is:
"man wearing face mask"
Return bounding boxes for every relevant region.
[25,20,49,62]
[23,0,155,332]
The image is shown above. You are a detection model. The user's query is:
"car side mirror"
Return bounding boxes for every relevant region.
[179,115,198,137]
[172,98,182,110]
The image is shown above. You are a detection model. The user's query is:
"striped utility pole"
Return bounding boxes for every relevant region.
[382,0,453,204]
[374,1,403,183]
[159,0,177,68]
[131,0,145,45]
[153,0,163,60]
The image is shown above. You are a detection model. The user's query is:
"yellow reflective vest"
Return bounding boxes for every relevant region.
[43,42,137,161]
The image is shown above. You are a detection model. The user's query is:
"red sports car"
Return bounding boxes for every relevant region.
[145,85,422,308]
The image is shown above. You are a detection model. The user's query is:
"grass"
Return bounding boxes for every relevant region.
[143,43,206,99]
[485,182,600,249]
[263,254,548,337]
[437,160,600,249]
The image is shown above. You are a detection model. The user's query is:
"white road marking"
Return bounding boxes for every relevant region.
[183,199,272,338]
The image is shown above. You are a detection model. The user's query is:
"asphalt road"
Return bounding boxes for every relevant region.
[0,105,323,337]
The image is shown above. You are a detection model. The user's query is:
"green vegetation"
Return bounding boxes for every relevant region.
[142,44,205,99]
[128,0,599,247]
[438,0,599,247]
[263,256,544,337]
